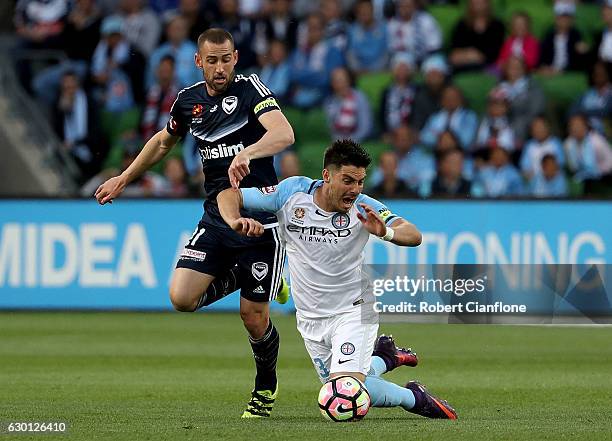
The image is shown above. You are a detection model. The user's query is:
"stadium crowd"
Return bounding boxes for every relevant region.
[12,0,612,198]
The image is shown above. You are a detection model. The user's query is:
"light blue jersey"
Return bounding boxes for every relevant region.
[241,176,401,318]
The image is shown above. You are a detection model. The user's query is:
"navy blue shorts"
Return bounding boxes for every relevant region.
[176,220,285,302]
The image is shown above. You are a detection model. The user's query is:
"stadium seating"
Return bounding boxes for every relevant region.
[429,5,463,49]
[356,72,392,117]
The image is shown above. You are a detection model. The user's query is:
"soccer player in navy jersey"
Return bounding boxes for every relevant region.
[95,28,294,418]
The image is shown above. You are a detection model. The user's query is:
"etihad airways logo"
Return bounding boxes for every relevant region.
[200,143,245,160]
[287,224,351,244]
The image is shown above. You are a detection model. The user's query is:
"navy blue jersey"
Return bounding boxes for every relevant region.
[166,73,282,226]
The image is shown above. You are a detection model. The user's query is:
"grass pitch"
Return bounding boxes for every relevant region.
[1,312,611,441]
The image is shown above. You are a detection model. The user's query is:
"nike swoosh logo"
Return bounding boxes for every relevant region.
[338,359,353,364]
[315,209,329,217]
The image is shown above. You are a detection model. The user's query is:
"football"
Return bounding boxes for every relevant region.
[317,376,371,422]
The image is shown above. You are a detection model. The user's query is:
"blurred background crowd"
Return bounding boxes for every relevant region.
[6,0,612,199]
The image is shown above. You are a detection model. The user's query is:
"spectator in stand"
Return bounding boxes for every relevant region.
[178,0,217,44]
[53,71,105,180]
[278,150,301,180]
[435,129,474,180]
[538,1,587,76]
[259,39,291,103]
[258,0,299,53]
[13,0,70,92]
[449,0,505,72]
[380,53,416,139]
[214,0,257,69]
[239,0,264,18]
[346,0,389,73]
[591,0,612,72]
[496,11,539,72]
[430,148,472,198]
[91,16,139,113]
[564,114,612,183]
[140,55,179,141]
[161,156,190,197]
[530,154,568,198]
[288,13,344,109]
[368,151,416,198]
[570,61,612,135]
[371,125,435,196]
[116,0,161,57]
[474,87,516,154]
[324,67,373,142]
[146,14,199,89]
[475,146,524,197]
[321,0,348,50]
[412,54,449,130]
[520,116,564,181]
[14,0,68,49]
[32,0,103,105]
[420,84,478,151]
[387,0,442,66]
[498,55,546,143]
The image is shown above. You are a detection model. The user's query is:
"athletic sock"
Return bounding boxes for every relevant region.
[196,266,241,309]
[364,375,415,410]
[249,320,279,392]
[368,356,388,377]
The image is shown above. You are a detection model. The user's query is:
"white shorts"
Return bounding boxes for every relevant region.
[296,305,379,383]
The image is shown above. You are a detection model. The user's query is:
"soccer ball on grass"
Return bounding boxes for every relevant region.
[317,376,371,422]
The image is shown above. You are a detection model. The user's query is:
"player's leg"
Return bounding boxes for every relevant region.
[326,310,422,413]
[170,222,241,311]
[297,314,333,383]
[238,227,285,418]
[169,268,215,312]
[327,311,415,410]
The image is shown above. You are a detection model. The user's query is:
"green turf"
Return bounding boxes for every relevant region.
[1,312,611,440]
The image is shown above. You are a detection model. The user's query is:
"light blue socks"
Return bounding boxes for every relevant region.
[364,356,415,410]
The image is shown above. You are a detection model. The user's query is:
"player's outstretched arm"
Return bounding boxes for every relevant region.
[357,203,422,247]
[94,128,180,204]
[228,110,294,188]
[217,188,264,237]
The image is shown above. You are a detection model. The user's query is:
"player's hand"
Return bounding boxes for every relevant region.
[94,175,127,205]
[357,203,387,237]
[228,151,251,189]
[230,217,264,237]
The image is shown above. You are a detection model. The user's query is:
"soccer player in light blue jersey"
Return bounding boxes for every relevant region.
[217,139,457,419]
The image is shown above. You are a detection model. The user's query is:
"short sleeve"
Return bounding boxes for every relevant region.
[246,73,282,119]
[241,176,314,213]
[356,193,403,226]
[165,91,190,138]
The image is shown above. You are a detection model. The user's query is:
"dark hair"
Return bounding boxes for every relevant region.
[323,139,371,170]
[541,153,557,166]
[62,69,78,79]
[197,28,234,50]
[159,54,176,65]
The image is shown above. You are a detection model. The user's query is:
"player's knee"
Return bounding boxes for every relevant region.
[240,308,268,336]
[169,288,198,312]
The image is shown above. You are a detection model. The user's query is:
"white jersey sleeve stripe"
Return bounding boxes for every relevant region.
[249,76,267,97]
[268,227,284,301]
[251,73,272,95]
